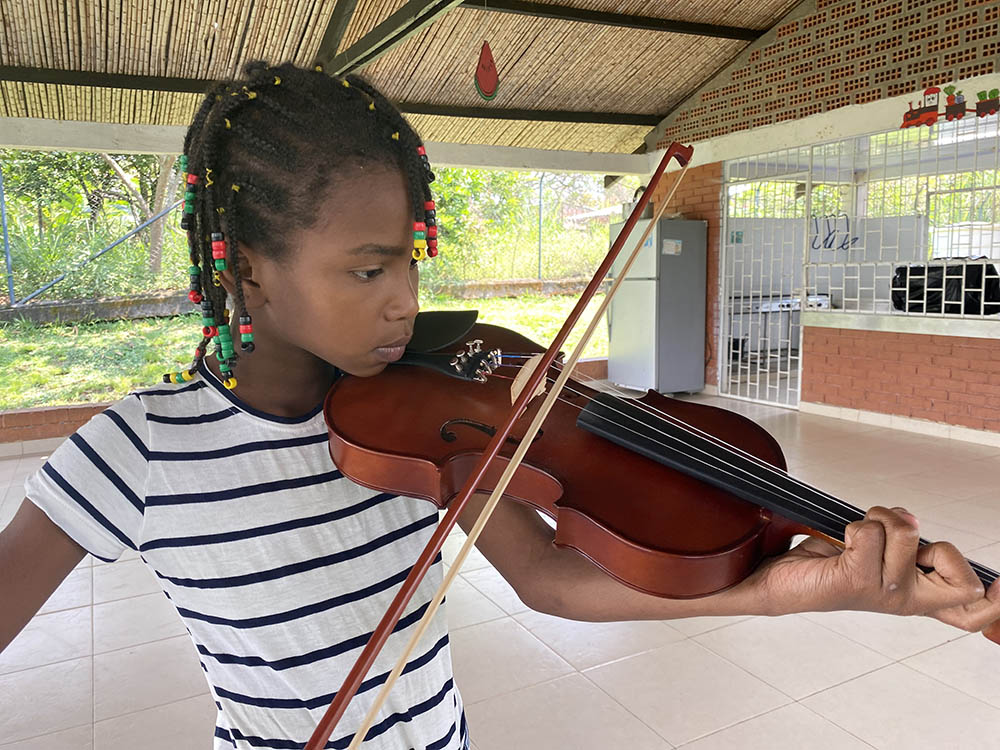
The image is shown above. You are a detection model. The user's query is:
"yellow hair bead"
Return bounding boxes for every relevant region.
[225,118,231,129]
[369,102,375,111]
[223,377,238,390]
[205,168,214,186]
[414,239,427,249]
[342,79,350,87]
[391,132,400,140]
[274,76,281,85]
[412,246,428,261]
[216,206,225,214]
[212,271,222,287]
[231,184,241,192]
[314,64,324,72]
[169,373,179,384]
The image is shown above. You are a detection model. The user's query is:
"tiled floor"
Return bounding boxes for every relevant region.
[2,396,1000,749]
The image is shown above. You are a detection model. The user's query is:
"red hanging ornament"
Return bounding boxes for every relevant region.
[475,40,499,101]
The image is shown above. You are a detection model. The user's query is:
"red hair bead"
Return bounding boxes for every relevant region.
[202,325,218,337]
[416,146,426,156]
[428,247,438,257]
[213,249,226,260]
[428,238,438,248]
[424,200,435,210]
[187,174,199,185]
[212,240,226,252]
[413,222,427,232]
[427,225,437,238]
[188,290,203,303]
[239,324,253,334]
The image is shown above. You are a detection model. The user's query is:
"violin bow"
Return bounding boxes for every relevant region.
[305,141,694,750]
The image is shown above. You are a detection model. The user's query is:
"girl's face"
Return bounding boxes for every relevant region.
[251,166,421,377]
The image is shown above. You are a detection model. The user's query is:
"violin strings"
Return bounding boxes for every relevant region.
[493,352,999,584]
[494,354,866,531]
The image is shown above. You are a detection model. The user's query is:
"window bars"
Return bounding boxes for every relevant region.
[721,111,1000,406]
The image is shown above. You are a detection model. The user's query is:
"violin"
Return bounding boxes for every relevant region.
[324,315,999,599]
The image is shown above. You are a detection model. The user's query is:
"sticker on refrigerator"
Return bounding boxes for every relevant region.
[662,239,682,255]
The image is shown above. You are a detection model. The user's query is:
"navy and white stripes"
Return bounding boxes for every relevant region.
[25,364,467,749]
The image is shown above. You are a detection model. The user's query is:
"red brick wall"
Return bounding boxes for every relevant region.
[0,404,109,444]
[802,327,1000,432]
[656,0,1000,147]
[648,162,722,386]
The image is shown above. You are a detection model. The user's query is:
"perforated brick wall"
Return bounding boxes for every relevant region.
[801,327,1000,432]
[656,0,1000,147]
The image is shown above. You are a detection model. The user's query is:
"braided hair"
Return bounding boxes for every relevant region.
[164,61,438,389]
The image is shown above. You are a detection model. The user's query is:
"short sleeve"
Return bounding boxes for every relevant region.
[24,394,149,562]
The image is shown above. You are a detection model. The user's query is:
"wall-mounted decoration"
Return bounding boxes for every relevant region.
[475,41,499,101]
[900,84,1000,129]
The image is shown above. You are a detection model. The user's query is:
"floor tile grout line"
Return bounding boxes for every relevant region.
[0,627,192,679]
[92,687,211,728]
[91,564,96,750]
[0,721,94,749]
[574,665,687,747]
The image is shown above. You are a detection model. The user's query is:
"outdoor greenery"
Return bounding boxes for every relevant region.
[0,148,630,410]
[0,292,608,410]
[1,149,637,303]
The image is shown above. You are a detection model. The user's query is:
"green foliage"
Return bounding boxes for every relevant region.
[424,167,638,287]
[0,292,608,409]
[0,149,187,303]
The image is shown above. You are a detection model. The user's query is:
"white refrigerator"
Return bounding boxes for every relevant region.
[607,218,707,393]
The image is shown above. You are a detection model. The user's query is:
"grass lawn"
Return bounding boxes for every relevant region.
[0,293,608,410]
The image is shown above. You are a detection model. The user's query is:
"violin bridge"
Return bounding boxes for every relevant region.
[510,353,548,405]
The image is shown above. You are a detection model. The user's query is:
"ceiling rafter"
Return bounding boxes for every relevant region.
[459,0,763,40]
[0,66,658,125]
[312,0,363,67]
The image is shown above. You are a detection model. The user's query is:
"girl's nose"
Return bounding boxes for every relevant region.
[386,268,419,321]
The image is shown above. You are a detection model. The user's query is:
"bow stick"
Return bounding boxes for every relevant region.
[305,141,693,750]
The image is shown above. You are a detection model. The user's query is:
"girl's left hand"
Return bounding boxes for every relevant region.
[743,506,1000,641]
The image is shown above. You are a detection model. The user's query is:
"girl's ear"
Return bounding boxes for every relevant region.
[218,246,265,310]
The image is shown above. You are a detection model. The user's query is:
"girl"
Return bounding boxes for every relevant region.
[1,61,998,750]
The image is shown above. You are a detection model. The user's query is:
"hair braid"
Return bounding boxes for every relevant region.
[163,61,440,388]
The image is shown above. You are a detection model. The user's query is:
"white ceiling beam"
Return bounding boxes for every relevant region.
[0,117,651,174]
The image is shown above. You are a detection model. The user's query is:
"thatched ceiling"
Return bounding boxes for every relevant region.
[0,0,802,153]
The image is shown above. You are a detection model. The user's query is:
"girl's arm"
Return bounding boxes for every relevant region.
[457,493,1000,636]
[0,499,87,652]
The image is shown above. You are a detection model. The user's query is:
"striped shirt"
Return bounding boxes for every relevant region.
[25,359,468,750]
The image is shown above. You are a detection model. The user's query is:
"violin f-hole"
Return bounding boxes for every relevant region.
[440,418,543,446]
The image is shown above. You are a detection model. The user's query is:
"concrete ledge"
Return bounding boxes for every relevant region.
[2,291,190,325]
[800,400,1000,447]
[0,403,111,445]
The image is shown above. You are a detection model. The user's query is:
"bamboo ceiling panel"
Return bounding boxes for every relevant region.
[357,9,744,115]
[0,0,338,78]
[461,0,798,32]
[0,81,202,125]
[337,0,412,54]
[405,113,647,152]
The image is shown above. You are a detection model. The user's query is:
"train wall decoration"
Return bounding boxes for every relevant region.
[900,84,1000,128]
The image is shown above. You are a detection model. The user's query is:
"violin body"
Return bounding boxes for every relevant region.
[324,323,807,599]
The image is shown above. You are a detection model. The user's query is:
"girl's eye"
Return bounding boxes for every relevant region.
[352,268,382,281]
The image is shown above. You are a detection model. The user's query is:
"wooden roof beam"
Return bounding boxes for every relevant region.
[313,0,363,66]
[321,0,466,74]
[0,67,659,125]
[459,0,763,40]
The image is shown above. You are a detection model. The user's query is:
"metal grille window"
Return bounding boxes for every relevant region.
[721,110,1000,407]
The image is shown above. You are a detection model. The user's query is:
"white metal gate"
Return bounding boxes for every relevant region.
[720,148,812,407]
